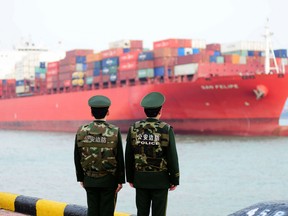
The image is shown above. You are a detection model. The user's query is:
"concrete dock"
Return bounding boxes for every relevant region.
[0,209,27,215]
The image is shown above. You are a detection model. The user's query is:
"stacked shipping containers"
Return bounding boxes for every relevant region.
[46,61,60,92]
[86,52,102,86]
[58,49,93,90]
[0,79,16,98]
[137,51,154,78]
[1,37,288,99]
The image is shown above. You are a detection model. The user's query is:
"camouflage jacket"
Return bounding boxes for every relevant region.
[76,121,119,178]
[129,119,170,172]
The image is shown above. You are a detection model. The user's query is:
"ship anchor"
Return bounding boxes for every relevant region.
[253,85,268,100]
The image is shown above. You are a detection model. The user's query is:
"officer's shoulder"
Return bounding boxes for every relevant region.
[105,122,119,130]
[77,122,92,132]
[130,120,142,128]
[158,120,173,130]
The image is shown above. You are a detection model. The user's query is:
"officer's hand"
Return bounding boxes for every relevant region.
[116,184,123,193]
[129,183,134,188]
[169,185,177,191]
[80,182,84,188]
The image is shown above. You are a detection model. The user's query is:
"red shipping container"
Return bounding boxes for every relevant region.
[59,72,72,81]
[60,56,77,66]
[177,55,194,65]
[153,39,192,49]
[118,62,138,72]
[137,61,154,69]
[119,51,140,63]
[47,61,59,69]
[59,65,76,74]
[64,80,71,87]
[66,49,93,58]
[101,75,110,83]
[93,76,102,83]
[130,40,143,49]
[47,68,59,76]
[86,69,93,77]
[101,48,124,58]
[206,43,221,51]
[154,57,178,67]
[118,70,137,80]
[6,79,16,85]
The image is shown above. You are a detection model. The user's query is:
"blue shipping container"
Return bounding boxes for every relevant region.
[40,62,46,68]
[248,51,254,56]
[76,56,86,64]
[209,56,217,63]
[214,51,221,56]
[94,61,102,69]
[178,48,185,56]
[102,57,119,68]
[93,68,101,76]
[154,67,165,76]
[274,49,287,58]
[138,51,154,61]
[123,48,130,53]
[192,48,200,54]
[16,80,24,86]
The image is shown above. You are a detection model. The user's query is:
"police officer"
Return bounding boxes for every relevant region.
[74,95,125,216]
[125,92,180,216]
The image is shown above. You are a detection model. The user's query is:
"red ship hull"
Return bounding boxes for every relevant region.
[1,73,288,136]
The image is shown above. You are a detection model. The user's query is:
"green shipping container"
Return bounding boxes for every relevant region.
[35,67,46,74]
[86,76,93,85]
[138,68,154,78]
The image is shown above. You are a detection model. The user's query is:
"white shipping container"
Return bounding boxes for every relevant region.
[191,39,206,49]
[239,56,247,64]
[184,48,193,55]
[281,58,288,65]
[16,86,30,94]
[109,40,131,49]
[76,63,84,71]
[174,63,198,76]
[221,41,265,53]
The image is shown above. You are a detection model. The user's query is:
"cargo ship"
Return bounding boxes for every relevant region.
[1,23,288,136]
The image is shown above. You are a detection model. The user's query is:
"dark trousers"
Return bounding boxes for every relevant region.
[85,187,117,216]
[136,188,168,216]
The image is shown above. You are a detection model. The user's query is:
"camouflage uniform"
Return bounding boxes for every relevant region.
[74,120,125,216]
[125,118,179,216]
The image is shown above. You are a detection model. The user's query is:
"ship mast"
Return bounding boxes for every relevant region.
[264,19,279,74]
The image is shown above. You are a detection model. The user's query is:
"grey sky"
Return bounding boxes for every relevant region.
[0,0,287,51]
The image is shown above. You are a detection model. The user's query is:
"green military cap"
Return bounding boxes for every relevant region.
[88,95,111,108]
[141,92,165,108]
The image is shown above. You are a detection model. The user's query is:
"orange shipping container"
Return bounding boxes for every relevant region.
[153,48,178,58]
[86,53,102,62]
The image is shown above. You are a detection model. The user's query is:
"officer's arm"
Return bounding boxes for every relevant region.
[125,127,135,183]
[74,135,84,182]
[166,127,180,186]
[116,129,126,184]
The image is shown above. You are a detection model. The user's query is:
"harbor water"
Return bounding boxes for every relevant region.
[1,130,288,216]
